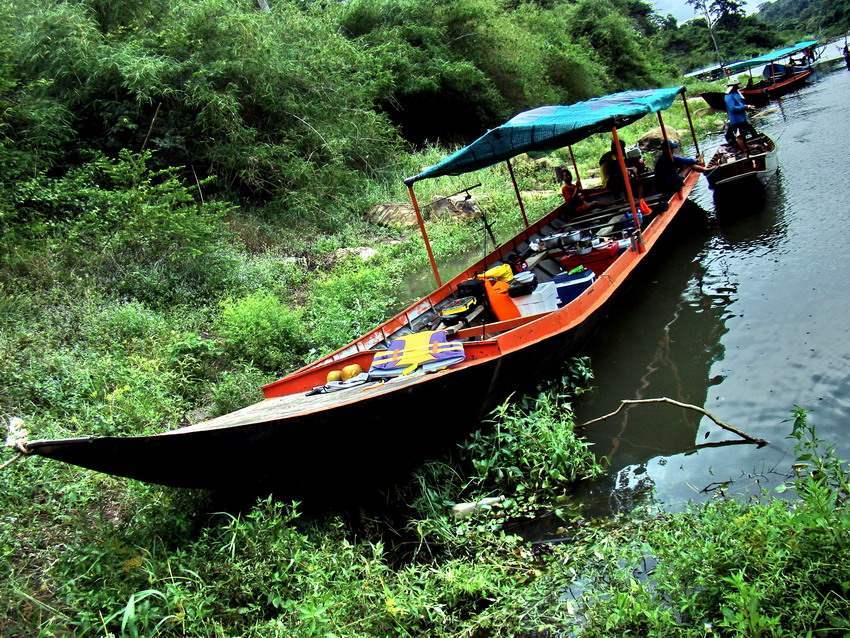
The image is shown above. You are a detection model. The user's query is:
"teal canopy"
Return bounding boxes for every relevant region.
[726,40,819,73]
[405,86,685,185]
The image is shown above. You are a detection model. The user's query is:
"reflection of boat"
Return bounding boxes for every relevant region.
[25,87,706,491]
[706,134,778,190]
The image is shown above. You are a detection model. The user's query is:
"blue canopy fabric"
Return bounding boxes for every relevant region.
[405,86,685,185]
[726,40,819,73]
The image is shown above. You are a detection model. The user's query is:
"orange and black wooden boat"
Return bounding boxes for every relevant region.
[741,68,813,101]
[21,87,705,492]
[701,40,819,110]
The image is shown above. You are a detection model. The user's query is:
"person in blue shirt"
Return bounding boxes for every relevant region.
[724,79,757,155]
[654,140,706,195]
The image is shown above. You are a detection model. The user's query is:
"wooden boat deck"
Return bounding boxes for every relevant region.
[180,171,699,429]
[173,370,435,433]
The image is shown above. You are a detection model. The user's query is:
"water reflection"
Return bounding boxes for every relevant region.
[573,67,850,514]
[570,205,738,512]
[714,176,786,248]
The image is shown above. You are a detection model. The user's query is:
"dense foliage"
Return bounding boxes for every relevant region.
[759,0,850,39]
[653,10,785,72]
[2,0,840,635]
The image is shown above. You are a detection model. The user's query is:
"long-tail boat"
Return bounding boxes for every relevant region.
[700,90,768,111]
[705,133,778,190]
[700,40,818,110]
[731,40,818,101]
[18,87,705,491]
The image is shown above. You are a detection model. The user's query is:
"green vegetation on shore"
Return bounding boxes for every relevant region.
[759,0,850,40]
[1,0,846,635]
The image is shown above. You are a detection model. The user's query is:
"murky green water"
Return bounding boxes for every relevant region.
[575,66,850,511]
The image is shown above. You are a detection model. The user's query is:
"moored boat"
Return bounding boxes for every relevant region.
[728,40,818,101]
[21,87,707,491]
[701,90,768,111]
[705,133,778,190]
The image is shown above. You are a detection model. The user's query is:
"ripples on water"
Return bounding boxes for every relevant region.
[574,66,850,513]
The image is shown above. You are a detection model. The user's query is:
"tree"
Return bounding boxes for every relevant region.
[686,0,727,66]
[710,0,746,26]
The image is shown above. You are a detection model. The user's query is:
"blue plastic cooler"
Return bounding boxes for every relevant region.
[554,268,596,306]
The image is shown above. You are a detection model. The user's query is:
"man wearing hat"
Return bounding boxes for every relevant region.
[724,79,757,155]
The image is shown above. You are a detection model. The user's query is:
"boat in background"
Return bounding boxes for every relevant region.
[705,133,778,190]
[700,90,768,111]
[700,40,819,111]
[729,40,818,101]
[22,87,706,492]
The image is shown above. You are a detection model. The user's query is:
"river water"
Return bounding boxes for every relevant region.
[574,65,850,512]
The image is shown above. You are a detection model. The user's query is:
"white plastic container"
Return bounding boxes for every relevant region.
[511,281,560,316]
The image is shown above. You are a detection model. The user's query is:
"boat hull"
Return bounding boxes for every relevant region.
[706,135,778,191]
[700,91,768,110]
[742,68,813,100]
[26,174,703,493]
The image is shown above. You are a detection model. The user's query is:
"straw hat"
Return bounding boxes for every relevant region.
[725,78,741,93]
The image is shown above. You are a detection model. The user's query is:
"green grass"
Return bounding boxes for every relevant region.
[0,65,825,636]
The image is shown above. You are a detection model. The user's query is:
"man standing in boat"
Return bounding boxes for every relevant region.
[724,79,757,156]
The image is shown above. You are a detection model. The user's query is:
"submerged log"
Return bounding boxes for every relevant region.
[578,397,767,446]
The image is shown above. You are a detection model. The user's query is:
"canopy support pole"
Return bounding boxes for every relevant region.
[611,126,643,252]
[407,184,442,287]
[680,92,700,158]
[505,160,529,227]
[568,145,582,189]
[657,112,674,161]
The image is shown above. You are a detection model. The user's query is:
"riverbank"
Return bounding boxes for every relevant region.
[3,375,848,635]
[0,81,742,634]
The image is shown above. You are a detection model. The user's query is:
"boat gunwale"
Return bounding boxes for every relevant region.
[742,68,813,97]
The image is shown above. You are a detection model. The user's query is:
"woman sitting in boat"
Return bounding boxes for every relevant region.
[653,140,706,195]
[599,140,644,199]
[557,167,596,215]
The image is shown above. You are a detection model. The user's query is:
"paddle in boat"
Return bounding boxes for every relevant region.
[18,87,706,492]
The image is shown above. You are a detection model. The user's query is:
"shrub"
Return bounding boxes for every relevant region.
[216,291,307,373]
[210,365,271,416]
[464,386,604,498]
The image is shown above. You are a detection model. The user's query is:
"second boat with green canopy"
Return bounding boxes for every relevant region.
[734,40,818,102]
[20,86,710,492]
[725,39,819,74]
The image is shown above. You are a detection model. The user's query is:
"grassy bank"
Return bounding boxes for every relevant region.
[3,375,849,635]
[0,75,740,635]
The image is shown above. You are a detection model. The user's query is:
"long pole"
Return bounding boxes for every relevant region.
[611,126,643,252]
[505,159,530,227]
[657,112,673,161]
[568,145,582,189]
[680,92,700,158]
[407,184,442,287]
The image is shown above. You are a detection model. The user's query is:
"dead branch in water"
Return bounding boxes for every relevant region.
[577,397,767,446]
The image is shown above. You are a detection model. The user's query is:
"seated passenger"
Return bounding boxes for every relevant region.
[653,140,706,195]
[599,140,644,199]
[557,167,595,216]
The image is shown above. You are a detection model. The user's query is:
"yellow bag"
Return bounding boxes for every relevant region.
[478,263,513,282]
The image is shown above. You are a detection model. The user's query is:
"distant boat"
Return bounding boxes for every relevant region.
[700,90,768,111]
[705,133,778,190]
[729,40,818,101]
[23,88,707,491]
